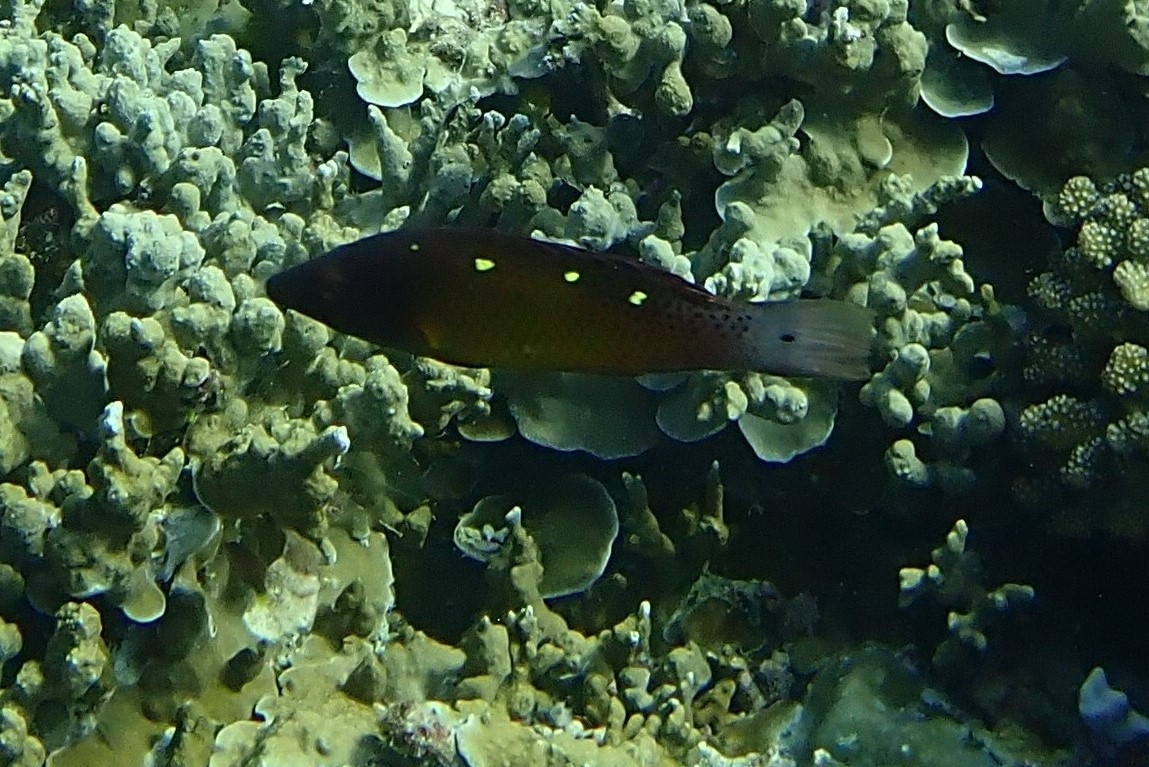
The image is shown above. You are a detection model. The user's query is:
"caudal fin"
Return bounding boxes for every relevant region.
[754,300,875,380]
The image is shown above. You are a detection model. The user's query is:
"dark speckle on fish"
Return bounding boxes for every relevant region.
[266,228,875,380]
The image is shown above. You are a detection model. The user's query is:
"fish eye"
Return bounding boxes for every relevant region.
[780,332,797,344]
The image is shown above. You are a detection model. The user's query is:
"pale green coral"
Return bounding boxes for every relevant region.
[861,342,930,427]
[327,354,424,453]
[0,24,261,194]
[1112,259,1149,309]
[347,28,426,107]
[18,402,184,622]
[47,522,391,765]
[100,313,216,436]
[7,601,113,752]
[737,382,839,462]
[1018,394,1105,452]
[188,406,349,538]
[913,0,1149,191]
[930,398,1006,445]
[654,373,746,443]
[884,438,930,487]
[1101,342,1149,395]
[706,99,966,270]
[241,531,323,642]
[336,0,547,118]
[0,171,34,337]
[210,635,386,766]
[404,358,493,435]
[498,371,661,459]
[551,0,693,117]
[899,519,1035,662]
[814,176,1010,489]
[0,335,67,476]
[0,477,57,566]
[455,474,618,599]
[21,294,106,431]
[0,705,45,767]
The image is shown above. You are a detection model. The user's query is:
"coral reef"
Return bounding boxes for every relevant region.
[0,0,1139,761]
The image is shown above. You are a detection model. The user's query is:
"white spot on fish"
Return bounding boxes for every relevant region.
[409,242,421,251]
[474,258,496,272]
[628,290,648,306]
[564,270,580,283]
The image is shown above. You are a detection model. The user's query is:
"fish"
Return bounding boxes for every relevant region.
[265,227,874,380]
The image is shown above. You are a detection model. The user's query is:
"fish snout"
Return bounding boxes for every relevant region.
[267,261,344,319]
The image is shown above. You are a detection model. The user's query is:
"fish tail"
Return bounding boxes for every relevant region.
[753,300,875,380]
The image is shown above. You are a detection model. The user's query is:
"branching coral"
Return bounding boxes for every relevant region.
[899,519,1034,665]
[813,175,1012,490]
[188,407,348,539]
[22,402,184,622]
[1014,167,1149,538]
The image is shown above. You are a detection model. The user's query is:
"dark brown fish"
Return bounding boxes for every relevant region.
[266,228,874,380]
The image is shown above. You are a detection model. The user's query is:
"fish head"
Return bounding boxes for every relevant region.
[265,233,422,349]
[266,252,356,328]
